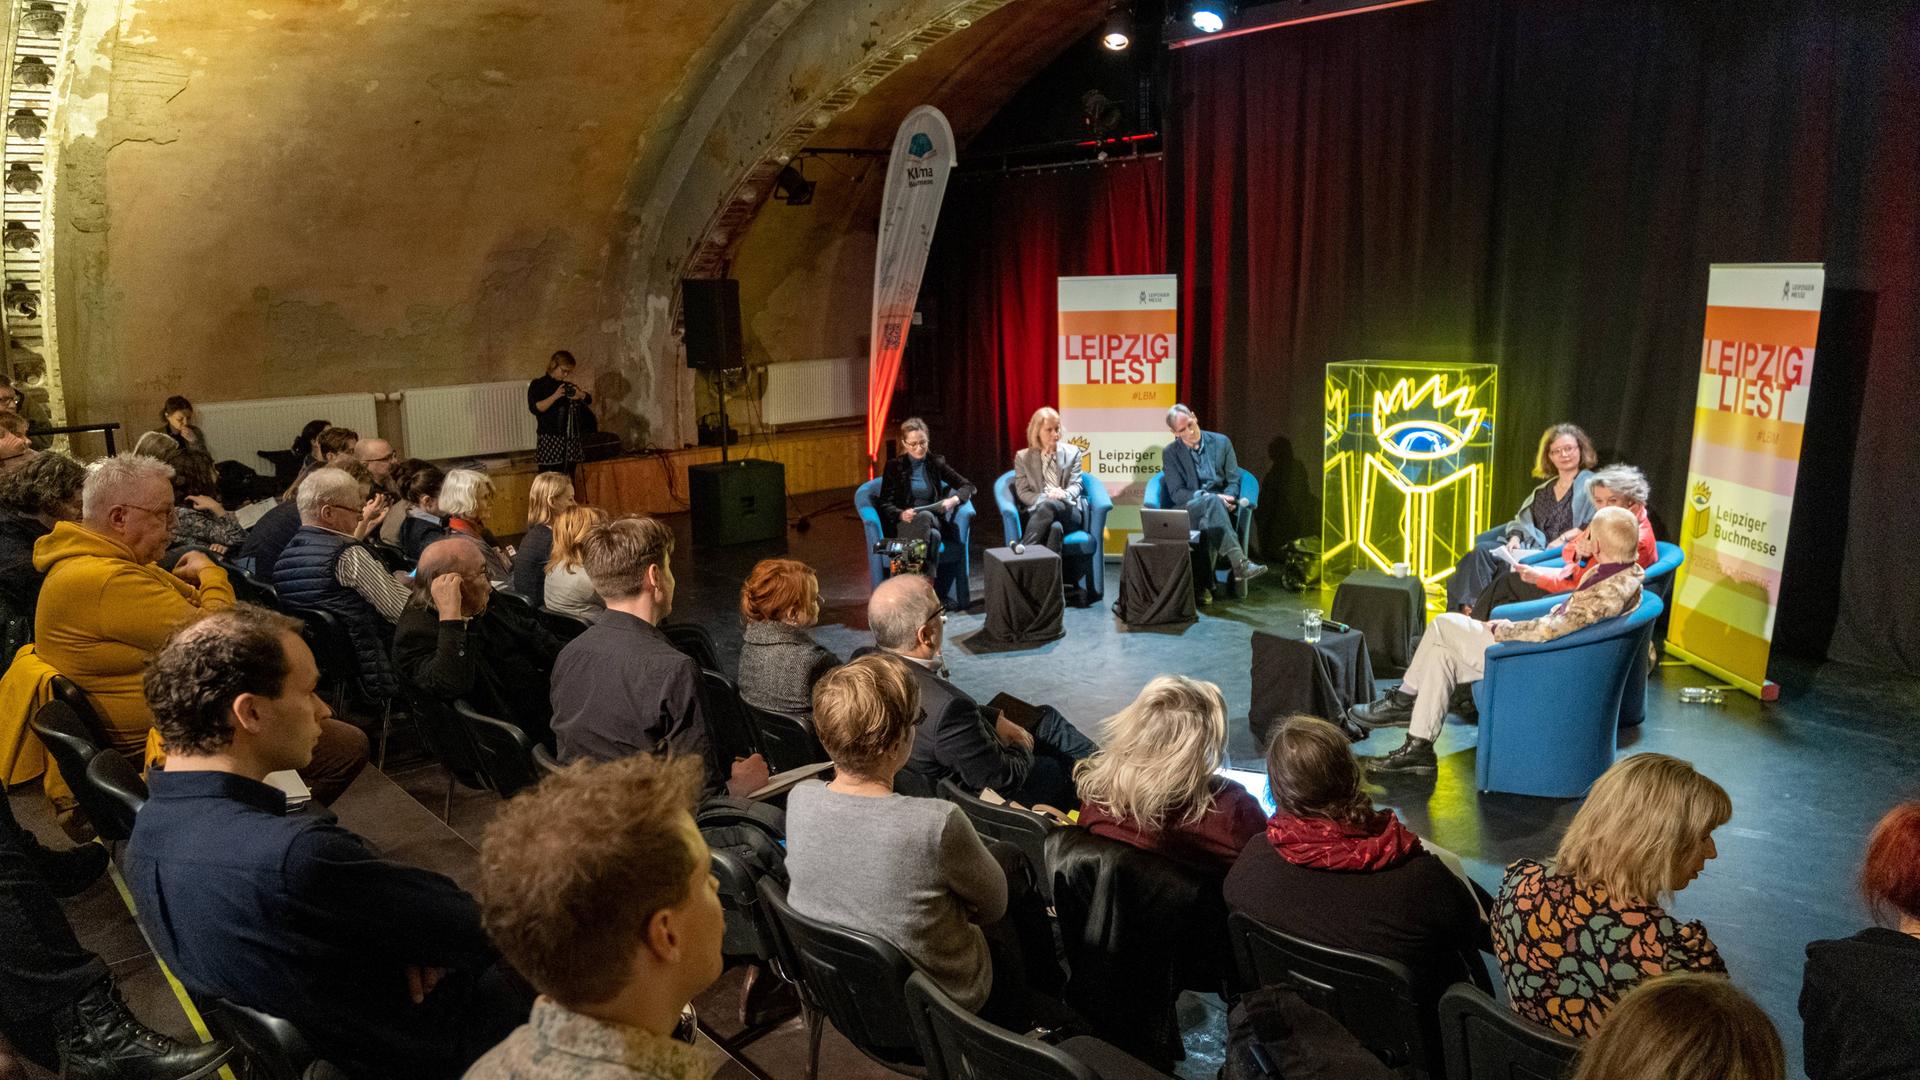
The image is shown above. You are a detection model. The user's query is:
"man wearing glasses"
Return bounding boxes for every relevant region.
[0,372,51,449]
[33,455,368,832]
[353,437,400,497]
[272,468,411,703]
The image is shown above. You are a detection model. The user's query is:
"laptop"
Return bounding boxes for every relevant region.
[1139,507,1200,545]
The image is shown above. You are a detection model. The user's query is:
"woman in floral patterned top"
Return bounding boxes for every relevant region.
[1492,753,1733,1038]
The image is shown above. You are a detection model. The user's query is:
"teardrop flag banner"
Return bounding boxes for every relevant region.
[866,105,956,471]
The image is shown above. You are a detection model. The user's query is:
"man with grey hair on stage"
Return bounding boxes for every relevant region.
[1163,403,1264,604]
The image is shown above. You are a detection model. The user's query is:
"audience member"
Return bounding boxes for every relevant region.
[273,467,412,701]
[787,654,1060,1026]
[161,446,247,561]
[511,472,573,605]
[1448,422,1598,613]
[353,436,397,494]
[1074,676,1263,871]
[541,504,607,621]
[0,787,233,1080]
[0,412,35,479]
[398,462,451,559]
[243,456,387,578]
[866,575,1095,807]
[154,395,210,457]
[376,456,431,550]
[466,755,720,1080]
[1473,463,1659,618]
[548,517,767,795]
[393,538,559,744]
[0,374,51,449]
[282,424,360,499]
[1800,800,1920,1079]
[0,451,82,618]
[439,468,513,584]
[291,419,331,467]
[736,558,841,723]
[1570,974,1784,1080]
[1354,505,1646,774]
[1224,717,1484,1008]
[129,606,531,1078]
[1492,753,1731,1038]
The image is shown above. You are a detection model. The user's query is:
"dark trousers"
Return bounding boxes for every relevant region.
[1003,707,1099,811]
[0,793,108,1067]
[304,717,372,806]
[1448,539,1520,611]
[898,510,959,573]
[1185,493,1247,588]
[1471,571,1553,621]
[1018,500,1083,548]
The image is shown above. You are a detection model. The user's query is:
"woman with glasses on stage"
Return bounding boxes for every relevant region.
[1447,422,1598,614]
[1010,406,1084,555]
[878,417,975,582]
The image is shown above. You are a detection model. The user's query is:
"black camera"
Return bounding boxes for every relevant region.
[561,382,578,398]
[872,538,929,577]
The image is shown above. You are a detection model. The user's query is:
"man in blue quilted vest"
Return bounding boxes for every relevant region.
[272,467,411,702]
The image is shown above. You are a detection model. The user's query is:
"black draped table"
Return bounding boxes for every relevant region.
[1248,623,1375,745]
[982,546,1065,644]
[1330,570,1428,675]
[1114,537,1196,627]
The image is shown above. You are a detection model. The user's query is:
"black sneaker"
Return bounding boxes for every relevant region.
[1348,687,1416,730]
[1234,561,1268,584]
[1366,735,1437,775]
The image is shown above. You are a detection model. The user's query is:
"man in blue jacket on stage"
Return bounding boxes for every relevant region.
[1163,404,1265,603]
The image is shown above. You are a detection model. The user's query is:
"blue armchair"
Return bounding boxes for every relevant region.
[855,477,975,609]
[1520,541,1684,727]
[1143,468,1260,595]
[1475,592,1663,797]
[993,470,1113,603]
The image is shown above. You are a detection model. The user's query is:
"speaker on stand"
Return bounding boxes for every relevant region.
[680,278,786,546]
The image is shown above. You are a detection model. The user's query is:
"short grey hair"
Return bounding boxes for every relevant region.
[1165,403,1197,431]
[1590,464,1651,507]
[81,453,174,522]
[438,469,492,517]
[296,467,363,521]
[869,575,941,651]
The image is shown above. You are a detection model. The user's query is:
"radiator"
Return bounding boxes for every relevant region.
[760,357,866,427]
[194,393,381,472]
[398,380,535,462]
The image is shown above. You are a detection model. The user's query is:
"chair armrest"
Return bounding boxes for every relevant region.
[856,504,884,545]
[1520,545,1564,566]
[1489,596,1560,621]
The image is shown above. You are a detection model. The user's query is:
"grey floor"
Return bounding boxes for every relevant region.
[17,486,1919,1080]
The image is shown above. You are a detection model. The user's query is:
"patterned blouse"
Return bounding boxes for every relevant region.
[1492,859,1725,1038]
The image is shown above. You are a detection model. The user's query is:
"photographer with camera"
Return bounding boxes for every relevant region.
[527,349,596,474]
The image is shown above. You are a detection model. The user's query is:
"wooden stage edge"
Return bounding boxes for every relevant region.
[577,423,866,518]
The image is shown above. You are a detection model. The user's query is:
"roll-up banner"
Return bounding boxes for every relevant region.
[1668,263,1825,700]
[1056,274,1180,555]
[865,105,956,471]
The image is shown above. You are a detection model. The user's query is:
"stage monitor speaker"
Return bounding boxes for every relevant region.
[688,459,786,546]
[682,278,743,371]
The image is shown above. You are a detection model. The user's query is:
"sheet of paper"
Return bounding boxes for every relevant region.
[747,760,833,801]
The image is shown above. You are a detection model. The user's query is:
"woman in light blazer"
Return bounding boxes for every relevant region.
[1011,406,1085,554]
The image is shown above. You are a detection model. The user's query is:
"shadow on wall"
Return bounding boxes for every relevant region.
[591,369,649,450]
[1256,435,1319,559]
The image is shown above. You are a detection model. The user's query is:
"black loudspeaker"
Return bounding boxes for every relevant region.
[682,279,743,371]
[688,460,786,546]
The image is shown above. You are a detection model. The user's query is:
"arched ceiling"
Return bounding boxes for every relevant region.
[34,0,1102,448]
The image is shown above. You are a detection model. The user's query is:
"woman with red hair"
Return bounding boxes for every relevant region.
[1800,800,1920,1079]
[735,558,842,723]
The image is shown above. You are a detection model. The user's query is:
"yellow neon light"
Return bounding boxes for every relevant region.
[1357,454,1482,585]
[1371,375,1486,460]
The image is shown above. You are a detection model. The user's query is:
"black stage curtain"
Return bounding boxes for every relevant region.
[1170,0,1920,673]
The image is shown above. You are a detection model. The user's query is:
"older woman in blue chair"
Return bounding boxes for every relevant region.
[1351,506,1646,775]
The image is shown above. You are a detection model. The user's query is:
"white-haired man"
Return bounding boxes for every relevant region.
[1353,505,1647,774]
[272,467,412,701]
[1163,404,1264,603]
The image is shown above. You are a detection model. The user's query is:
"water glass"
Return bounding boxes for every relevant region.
[1303,608,1324,643]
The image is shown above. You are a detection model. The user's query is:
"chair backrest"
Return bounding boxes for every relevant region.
[529,741,564,777]
[758,878,922,1067]
[451,700,538,797]
[663,622,723,672]
[48,676,112,744]
[204,997,326,1080]
[536,606,593,642]
[711,845,780,962]
[1437,983,1581,1080]
[287,607,356,702]
[1227,911,1426,1072]
[216,555,283,609]
[29,698,112,829]
[697,668,762,764]
[740,699,827,773]
[489,588,536,616]
[399,682,490,792]
[903,971,1097,1080]
[992,471,1021,544]
[83,749,148,842]
[937,778,1054,900]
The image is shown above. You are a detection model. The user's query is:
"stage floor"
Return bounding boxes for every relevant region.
[13,487,1915,1080]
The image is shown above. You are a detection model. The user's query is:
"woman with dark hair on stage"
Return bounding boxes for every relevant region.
[877,417,975,577]
[1799,800,1920,1080]
[1010,406,1085,555]
[1447,421,1598,613]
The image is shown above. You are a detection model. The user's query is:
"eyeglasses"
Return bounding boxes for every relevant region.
[0,393,18,409]
[324,502,362,518]
[119,503,176,523]
[362,452,393,464]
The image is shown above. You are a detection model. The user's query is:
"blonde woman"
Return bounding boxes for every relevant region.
[542,504,608,621]
[1570,974,1783,1080]
[1073,676,1264,871]
[439,468,513,584]
[1492,753,1732,1038]
[1010,406,1084,554]
[511,471,575,604]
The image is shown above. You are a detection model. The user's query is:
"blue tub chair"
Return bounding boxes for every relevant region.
[1143,468,1260,596]
[1521,540,1684,727]
[1474,592,1663,797]
[855,477,975,609]
[993,470,1113,603]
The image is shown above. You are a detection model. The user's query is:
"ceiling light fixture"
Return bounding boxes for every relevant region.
[1102,4,1132,50]
[1188,2,1229,33]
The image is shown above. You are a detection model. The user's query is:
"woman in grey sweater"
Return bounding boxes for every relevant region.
[736,558,841,721]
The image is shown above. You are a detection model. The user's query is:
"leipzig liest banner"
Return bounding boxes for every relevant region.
[1668,263,1825,699]
[1057,274,1179,556]
[866,105,955,469]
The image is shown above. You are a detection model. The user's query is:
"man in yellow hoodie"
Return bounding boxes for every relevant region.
[34,455,367,826]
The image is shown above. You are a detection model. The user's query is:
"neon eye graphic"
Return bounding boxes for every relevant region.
[1377,419,1470,460]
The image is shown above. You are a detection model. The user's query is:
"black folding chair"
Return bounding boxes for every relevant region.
[741,700,827,774]
[215,555,282,610]
[938,778,1056,902]
[1227,911,1427,1073]
[759,878,924,1079]
[83,751,148,843]
[698,669,763,765]
[904,971,1170,1080]
[28,698,123,842]
[663,621,723,672]
[286,606,398,766]
[1437,982,1581,1080]
[398,682,491,821]
[536,606,594,643]
[203,997,339,1080]
[451,700,538,798]
[530,742,564,778]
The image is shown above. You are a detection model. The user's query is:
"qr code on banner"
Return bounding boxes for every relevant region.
[883,323,903,348]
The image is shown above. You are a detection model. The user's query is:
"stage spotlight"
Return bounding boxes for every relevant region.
[1102,4,1132,50]
[1188,2,1227,33]
[773,163,815,206]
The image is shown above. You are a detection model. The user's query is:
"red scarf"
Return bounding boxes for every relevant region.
[1265,810,1423,871]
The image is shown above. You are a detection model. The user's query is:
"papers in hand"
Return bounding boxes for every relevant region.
[746,761,834,801]
[264,769,312,808]
[1489,545,1534,566]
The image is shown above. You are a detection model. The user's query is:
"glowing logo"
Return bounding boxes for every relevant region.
[1371,375,1484,461]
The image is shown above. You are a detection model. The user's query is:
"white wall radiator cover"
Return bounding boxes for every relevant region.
[399,380,534,462]
[760,356,866,427]
[195,393,381,472]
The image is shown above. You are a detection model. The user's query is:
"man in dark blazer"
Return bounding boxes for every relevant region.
[1163,404,1265,600]
[860,575,1095,810]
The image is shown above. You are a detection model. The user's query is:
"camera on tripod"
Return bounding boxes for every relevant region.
[872,537,929,577]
